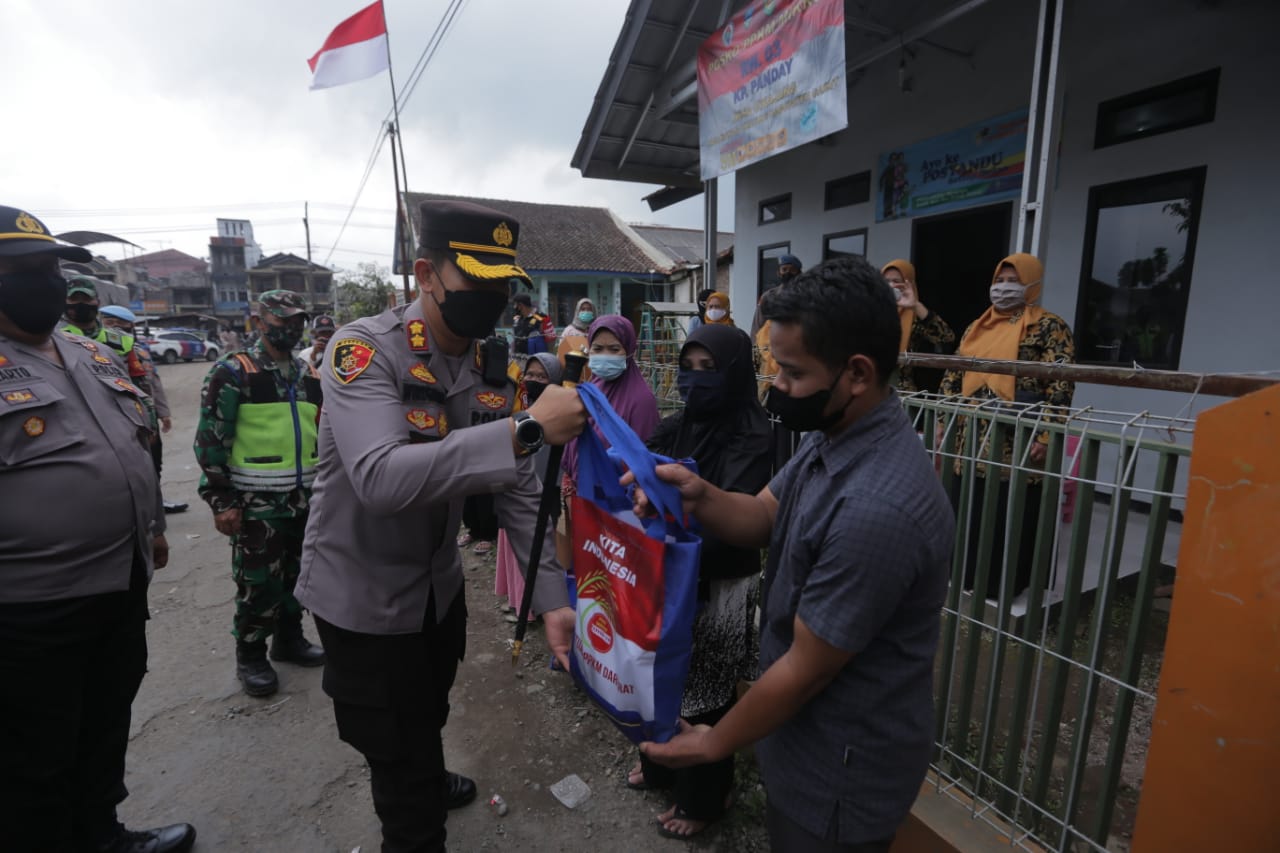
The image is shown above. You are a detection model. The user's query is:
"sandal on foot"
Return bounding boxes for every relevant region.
[456,533,473,547]
[473,540,494,555]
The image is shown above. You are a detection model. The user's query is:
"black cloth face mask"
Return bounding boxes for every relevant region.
[676,369,727,421]
[0,269,69,335]
[65,302,98,326]
[764,366,848,432]
[524,379,548,404]
[432,280,509,340]
[264,323,304,352]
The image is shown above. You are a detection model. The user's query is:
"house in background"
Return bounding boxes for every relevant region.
[395,192,678,330]
[117,248,212,316]
[631,224,734,301]
[249,253,334,316]
[573,0,1280,422]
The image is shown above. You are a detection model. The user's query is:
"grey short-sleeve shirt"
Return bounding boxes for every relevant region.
[757,392,954,843]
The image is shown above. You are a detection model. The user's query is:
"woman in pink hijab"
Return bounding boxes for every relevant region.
[556,314,660,582]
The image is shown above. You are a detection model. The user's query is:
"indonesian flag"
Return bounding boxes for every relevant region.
[307,1,389,90]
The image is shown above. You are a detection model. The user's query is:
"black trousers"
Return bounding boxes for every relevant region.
[765,802,895,852]
[151,431,163,477]
[461,493,498,541]
[638,703,735,821]
[954,478,1046,600]
[316,593,467,853]
[0,576,149,853]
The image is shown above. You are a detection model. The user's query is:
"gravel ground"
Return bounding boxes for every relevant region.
[121,361,769,852]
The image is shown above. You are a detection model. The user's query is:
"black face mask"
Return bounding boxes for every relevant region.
[677,369,727,421]
[65,302,98,326]
[778,271,797,284]
[764,367,848,432]
[433,281,509,340]
[524,379,548,404]
[0,269,69,335]
[263,323,304,353]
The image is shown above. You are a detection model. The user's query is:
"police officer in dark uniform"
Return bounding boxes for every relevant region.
[0,205,196,853]
[295,200,587,852]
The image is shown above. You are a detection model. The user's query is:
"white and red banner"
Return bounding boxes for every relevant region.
[697,0,847,180]
[307,0,390,91]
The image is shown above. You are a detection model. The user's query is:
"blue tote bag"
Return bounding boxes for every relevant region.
[569,383,701,745]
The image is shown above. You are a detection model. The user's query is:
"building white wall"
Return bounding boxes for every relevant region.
[730,0,1039,312]
[730,0,1280,423]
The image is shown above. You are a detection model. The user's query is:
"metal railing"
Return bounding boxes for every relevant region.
[629,325,1261,852]
[907,392,1189,852]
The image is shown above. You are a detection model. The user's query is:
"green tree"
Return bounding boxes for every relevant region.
[334,262,395,324]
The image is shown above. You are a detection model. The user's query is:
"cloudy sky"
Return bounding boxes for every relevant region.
[3,0,729,270]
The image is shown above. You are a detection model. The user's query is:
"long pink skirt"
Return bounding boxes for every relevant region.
[494,530,535,618]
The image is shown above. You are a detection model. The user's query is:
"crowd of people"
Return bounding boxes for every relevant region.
[2,193,1076,853]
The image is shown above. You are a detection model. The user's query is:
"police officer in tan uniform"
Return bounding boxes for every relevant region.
[0,205,196,853]
[295,199,586,853]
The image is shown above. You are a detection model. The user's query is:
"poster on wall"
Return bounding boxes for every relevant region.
[697,0,847,181]
[876,109,1029,222]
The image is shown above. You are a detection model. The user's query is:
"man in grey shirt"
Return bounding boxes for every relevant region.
[0,205,195,853]
[634,255,954,852]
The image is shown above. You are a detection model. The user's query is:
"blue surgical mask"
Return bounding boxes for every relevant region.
[588,354,627,381]
[578,311,595,324]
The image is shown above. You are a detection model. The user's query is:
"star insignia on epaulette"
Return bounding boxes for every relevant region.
[407,319,429,352]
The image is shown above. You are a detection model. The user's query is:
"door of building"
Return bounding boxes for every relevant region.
[910,202,1013,392]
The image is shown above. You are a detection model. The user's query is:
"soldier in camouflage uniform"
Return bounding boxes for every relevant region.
[194,289,326,697]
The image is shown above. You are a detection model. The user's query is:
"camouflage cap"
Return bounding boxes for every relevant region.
[67,275,99,298]
[257,289,308,319]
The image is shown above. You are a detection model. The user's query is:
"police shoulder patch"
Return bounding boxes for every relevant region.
[331,338,377,384]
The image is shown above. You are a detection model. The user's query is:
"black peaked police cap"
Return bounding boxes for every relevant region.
[417,199,532,287]
[0,206,92,262]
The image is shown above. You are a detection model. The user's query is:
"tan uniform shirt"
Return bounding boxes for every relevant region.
[295,300,570,634]
[0,331,161,602]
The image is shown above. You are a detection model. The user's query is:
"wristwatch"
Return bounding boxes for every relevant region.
[512,410,545,456]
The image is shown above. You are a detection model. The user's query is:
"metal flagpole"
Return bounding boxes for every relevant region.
[380,1,415,301]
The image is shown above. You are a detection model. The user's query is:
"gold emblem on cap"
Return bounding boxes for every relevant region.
[493,222,513,248]
[15,212,44,234]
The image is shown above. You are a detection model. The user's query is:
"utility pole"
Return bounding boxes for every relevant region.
[304,201,313,267]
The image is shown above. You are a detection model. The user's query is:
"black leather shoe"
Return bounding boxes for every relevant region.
[445,771,477,810]
[100,823,197,853]
[236,641,279,697]
[163,500,189,514]
[270,618,326,667]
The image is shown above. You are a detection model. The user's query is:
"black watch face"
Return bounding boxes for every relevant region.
[517,418,542,448]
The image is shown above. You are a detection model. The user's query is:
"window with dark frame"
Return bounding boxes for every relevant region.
[1095,68,1219,149]
[824,172,871,210]
[1074,166,1206,370]
[823,229,868,261]
[758,194,792,225]
[757,242,790,301]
